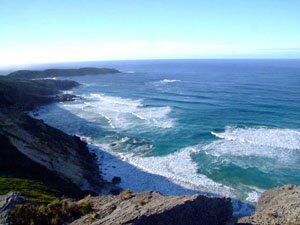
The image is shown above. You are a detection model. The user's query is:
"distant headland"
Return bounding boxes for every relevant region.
[7,67,120,79]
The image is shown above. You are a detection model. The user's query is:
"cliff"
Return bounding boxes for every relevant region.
[0,110,105,193]
[0,77,112,195]
[7,67,120,79]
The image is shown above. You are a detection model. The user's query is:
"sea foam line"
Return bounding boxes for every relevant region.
[211,126,300,150]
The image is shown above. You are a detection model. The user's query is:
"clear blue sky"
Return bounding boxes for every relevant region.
[1,0,300,65]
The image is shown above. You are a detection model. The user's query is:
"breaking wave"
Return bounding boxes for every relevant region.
[61,93,174,130]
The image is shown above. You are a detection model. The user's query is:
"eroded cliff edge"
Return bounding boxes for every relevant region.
[0,77,110,194]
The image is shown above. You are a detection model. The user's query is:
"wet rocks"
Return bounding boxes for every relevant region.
[53,94,81,102]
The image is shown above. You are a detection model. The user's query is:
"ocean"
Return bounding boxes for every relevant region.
[32,59,300,216]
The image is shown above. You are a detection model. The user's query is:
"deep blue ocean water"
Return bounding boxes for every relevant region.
[30,59,300,214]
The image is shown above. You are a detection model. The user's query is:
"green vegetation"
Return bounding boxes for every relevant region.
[10,197,93,225]
[0,177,57,203]
[120,189,134,200]
[8,67,120,79]
[78,195,93,214]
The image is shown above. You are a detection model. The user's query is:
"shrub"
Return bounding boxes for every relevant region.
[10,197,93,225]
[120,189,134,200]
[78,195,93,215]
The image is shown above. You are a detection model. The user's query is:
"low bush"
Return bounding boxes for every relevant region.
[120,189,134,200]
[10,197,93,225]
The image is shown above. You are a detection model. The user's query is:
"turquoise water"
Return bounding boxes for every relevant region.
[36,59,300,213]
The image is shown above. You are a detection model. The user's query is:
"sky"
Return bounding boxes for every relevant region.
[0,0,300,66]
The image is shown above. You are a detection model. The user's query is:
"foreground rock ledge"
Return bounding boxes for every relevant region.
[71,191,232,225]
[238,185,300,225]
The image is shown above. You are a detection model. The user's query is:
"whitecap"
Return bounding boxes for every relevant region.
[160,79,181,83]
[61,93,174,130]
[204,126,300,174]
[124,71,136,74]
[211,126,300,150]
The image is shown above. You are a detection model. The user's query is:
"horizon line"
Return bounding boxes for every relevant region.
[1,57,300,69]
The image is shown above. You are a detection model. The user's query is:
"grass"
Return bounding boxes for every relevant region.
[0,177,58,203]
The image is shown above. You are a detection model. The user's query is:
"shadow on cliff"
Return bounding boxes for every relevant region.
[35,103,255,217]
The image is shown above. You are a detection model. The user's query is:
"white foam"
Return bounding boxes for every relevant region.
[160,79,181,83]
[212,126,300,150]
[62,90,73,94]
[115,146,234,197]
[62,93,174,130]
[124,71,136,74]
[202,140,297,164]
[89,143,254,216]
[32,77,57,80]
[246,190,262,202]
[203,126,300,175]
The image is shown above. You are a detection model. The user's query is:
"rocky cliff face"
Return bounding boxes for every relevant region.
[238,185,300,225]
[71,191,233,225]
[0,77,111,194]
[0,109,106,193]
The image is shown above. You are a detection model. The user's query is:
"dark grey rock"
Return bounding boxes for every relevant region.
[112,176,121,185]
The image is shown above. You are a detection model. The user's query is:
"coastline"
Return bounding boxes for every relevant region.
[1,66,299,224]
[30,86,256,217]
[37,115,254,218]
[89,142,255,217]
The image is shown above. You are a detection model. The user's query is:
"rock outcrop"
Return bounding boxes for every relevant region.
[71,191,233,225]
[238,185,300,225]
[0,192,25,225]
[54,93,81,102]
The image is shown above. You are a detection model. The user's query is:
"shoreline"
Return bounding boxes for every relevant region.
[61,132,255,217]
[32,94,256,217]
